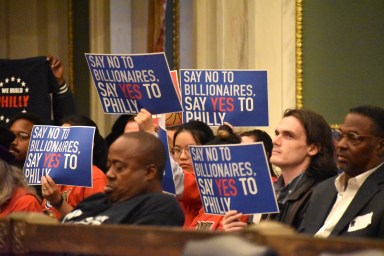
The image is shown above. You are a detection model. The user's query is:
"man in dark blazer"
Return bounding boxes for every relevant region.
[300,105,384,239]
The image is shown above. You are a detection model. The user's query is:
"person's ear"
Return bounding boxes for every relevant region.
[145,164,159,181]
[376,138,384,157]
[308,144,319,156]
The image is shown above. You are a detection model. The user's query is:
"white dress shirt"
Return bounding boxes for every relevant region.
[315,162,384,238]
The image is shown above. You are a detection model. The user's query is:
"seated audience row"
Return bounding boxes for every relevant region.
[1,104,383,239]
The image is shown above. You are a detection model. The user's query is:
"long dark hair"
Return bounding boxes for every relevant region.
[173,121,215,146]
[283,109,337,180]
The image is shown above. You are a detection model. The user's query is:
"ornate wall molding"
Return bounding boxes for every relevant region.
[173,0,180,71]
[295,0,303,109]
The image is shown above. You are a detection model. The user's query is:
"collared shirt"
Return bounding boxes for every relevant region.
[275,173,305,205]
[315,162,384,238]
[262,173,305,223]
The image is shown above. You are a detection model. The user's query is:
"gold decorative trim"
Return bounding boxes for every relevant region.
[172,0,180,71]
[296,0,303,109]
[68,0,74,91]
[330,124,340,129]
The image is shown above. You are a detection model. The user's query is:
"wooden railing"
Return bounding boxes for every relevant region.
[1,213,383,256]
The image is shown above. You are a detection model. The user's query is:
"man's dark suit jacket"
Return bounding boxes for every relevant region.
[299,163,384,239]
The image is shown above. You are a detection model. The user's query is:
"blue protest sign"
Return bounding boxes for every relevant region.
[180,70,268,126]
[157,116,176,194]
[24,125,95,187]
[189,143,278,215]
[85,53,183,115]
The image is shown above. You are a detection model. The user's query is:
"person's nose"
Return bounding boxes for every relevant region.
[336,136,348,150]
[11,137,18,146]
[106,168,115,179]
[272,134,281,146]
[179,149,188,160]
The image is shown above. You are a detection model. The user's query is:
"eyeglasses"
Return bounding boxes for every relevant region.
[13,131,30,141]
[170,146,190,159]
[332,129,375,146]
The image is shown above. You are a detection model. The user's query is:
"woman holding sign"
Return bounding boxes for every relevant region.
[171,121,215,228]
[41,115,107,219]
[187,125,251,231]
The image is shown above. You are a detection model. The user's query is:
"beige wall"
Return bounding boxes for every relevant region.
[193,0,296,135]
[1,0,296,136]
[0,0,69,75]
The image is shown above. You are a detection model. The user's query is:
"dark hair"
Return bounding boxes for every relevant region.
[173,121,215,146]
[283,109,337,180]
[210,124,241,145]
[240,129,273,157]
[0,125,15,163]
[105,114,136,147]
[120,132,166,180]
[240,129,276,178]
[8,112,49,127]
[61,115,108,173]
[349,105,384,137]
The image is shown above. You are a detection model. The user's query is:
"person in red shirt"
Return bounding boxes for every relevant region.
[170,121,215,228]
[187,124,250,231]
[41,115,107,219]
[0,125,42,217]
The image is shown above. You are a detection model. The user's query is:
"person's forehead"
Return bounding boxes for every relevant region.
[175,131,197,145]
[10,119,35,132]
[276,116,304,134]
[340,113,374,134]
[241,135,255,144]
[109,136,139,159]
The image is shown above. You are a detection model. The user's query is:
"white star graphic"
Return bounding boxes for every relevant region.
[5,118,9,123]
[0,116,4,120]
[21,82,26,87]
[25,87,29,92]
[11,77,15,82]
[22,109,27,113]
[17,78,21,83]
[0,82,3,87]
[5,78,9,83]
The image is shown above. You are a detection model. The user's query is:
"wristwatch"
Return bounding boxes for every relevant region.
[51,195,64,208]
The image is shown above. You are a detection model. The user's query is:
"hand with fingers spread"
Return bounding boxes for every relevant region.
[222,210,248,232]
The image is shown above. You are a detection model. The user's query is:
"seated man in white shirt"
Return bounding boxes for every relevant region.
[299,105,384,239]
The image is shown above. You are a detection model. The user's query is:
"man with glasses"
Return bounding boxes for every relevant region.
[8,113,48,199]
[300,105,384,238]
[8,113,47,168]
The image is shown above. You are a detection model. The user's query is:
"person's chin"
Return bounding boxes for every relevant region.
[337,162,349,172]
[180,164,193,172]
[269,156,280,166]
